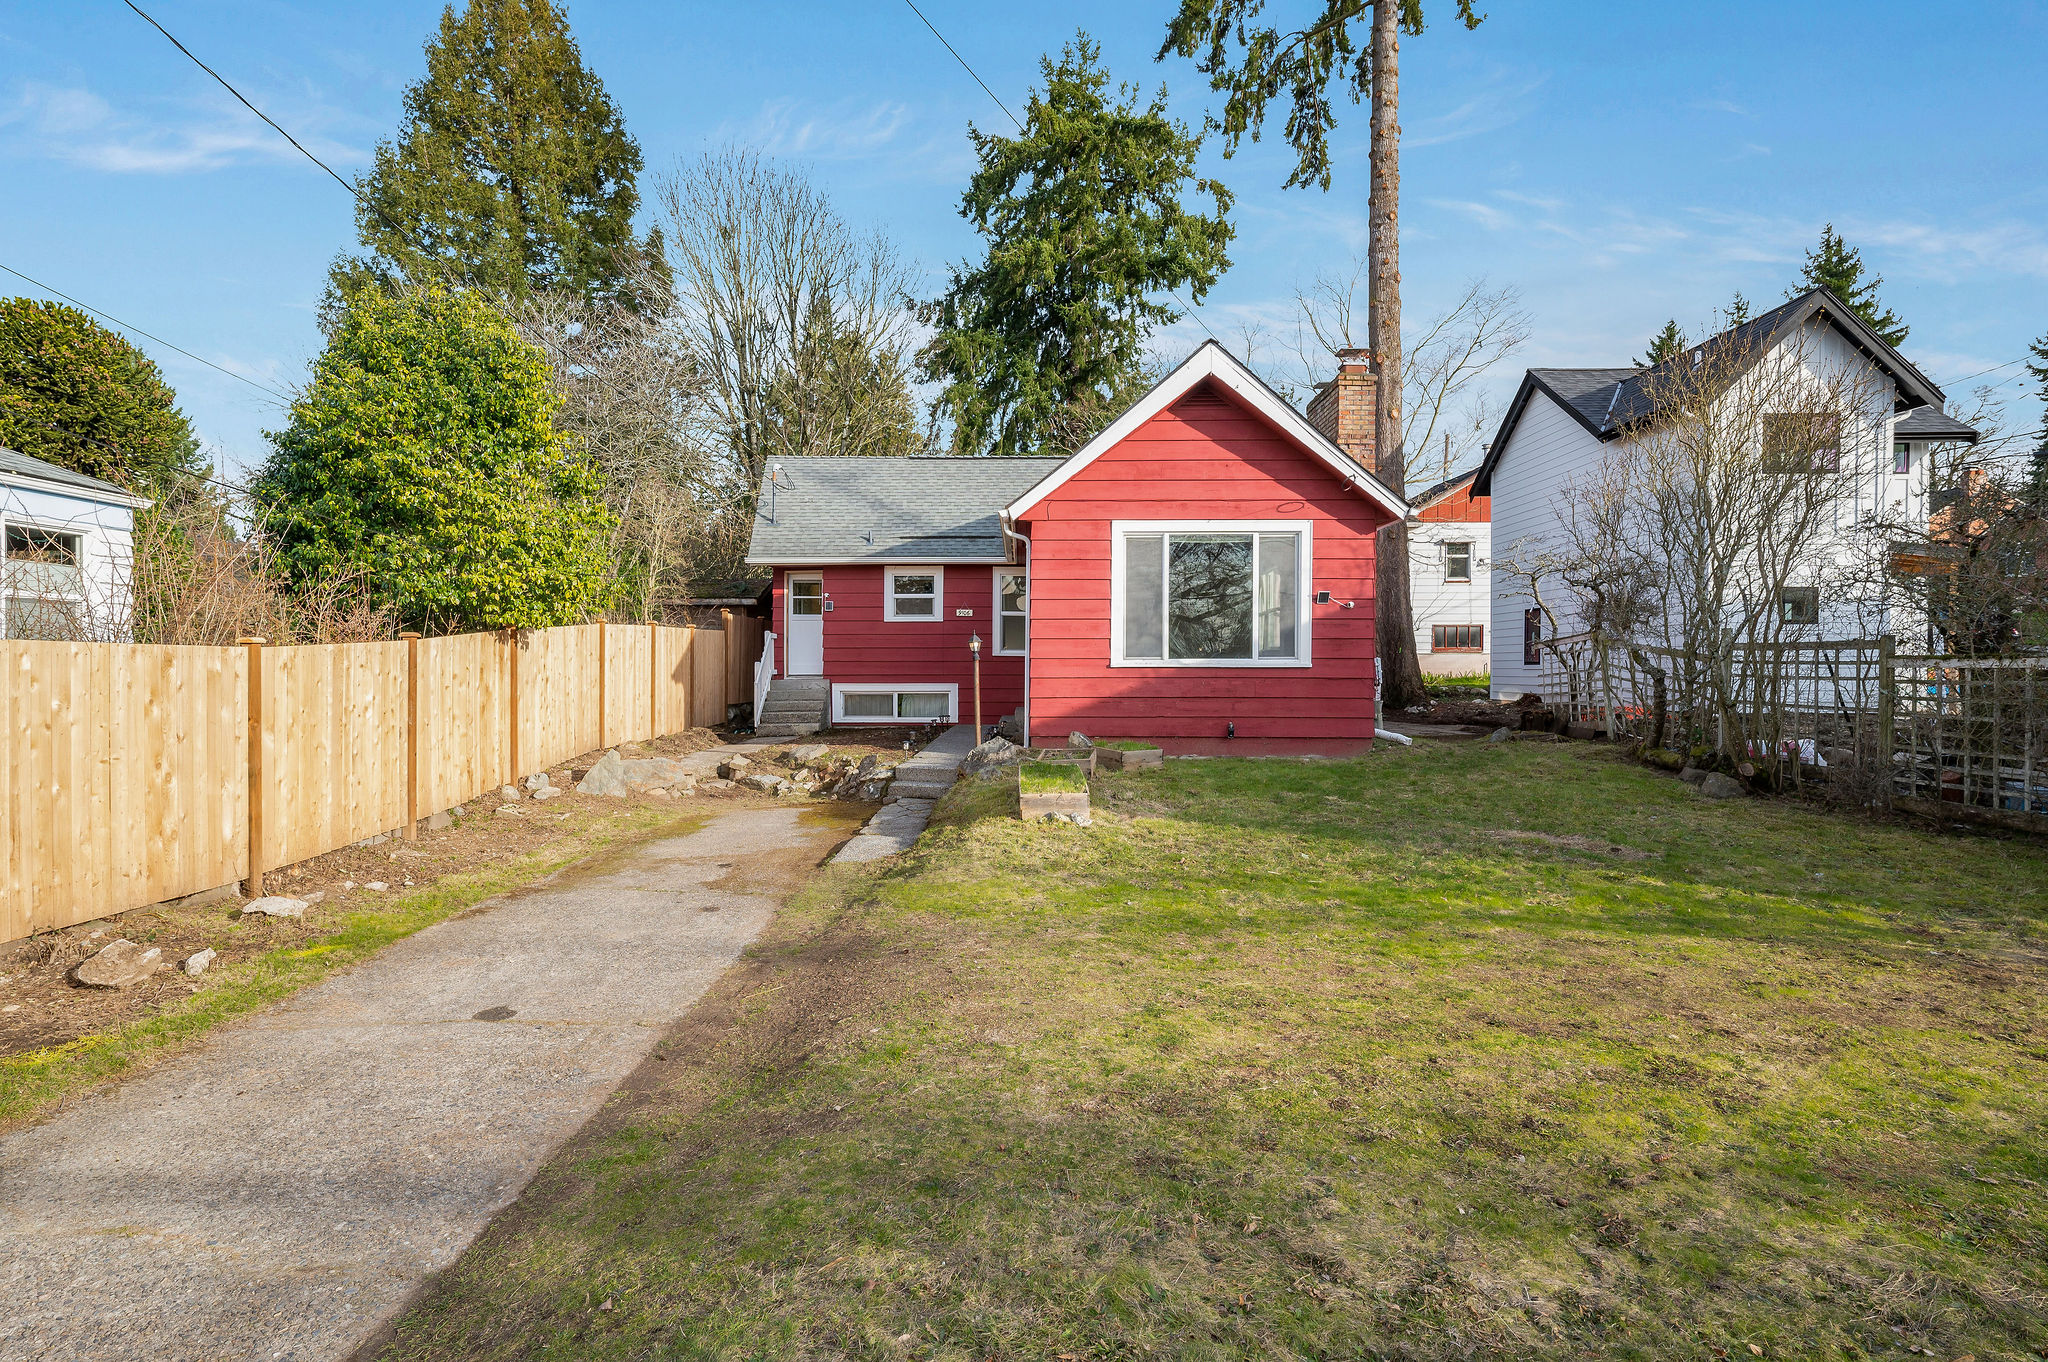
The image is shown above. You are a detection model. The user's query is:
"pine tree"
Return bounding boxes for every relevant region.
[1636,319,1685,367]
[2026,330,2048,499]
[1724,291,1752,327]
[1789,223,1907,347]
[919,34,1235,456]
[340,0,651,309]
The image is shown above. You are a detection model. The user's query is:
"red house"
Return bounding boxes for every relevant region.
[745,342,1408,754]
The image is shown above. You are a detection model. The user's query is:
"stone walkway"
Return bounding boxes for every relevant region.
[831,723,978,864]
[0,805,852,1362]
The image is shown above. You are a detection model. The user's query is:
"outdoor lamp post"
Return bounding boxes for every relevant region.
[968,631,983,737]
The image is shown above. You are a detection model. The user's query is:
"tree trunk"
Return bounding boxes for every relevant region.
[1368,0,1426,712]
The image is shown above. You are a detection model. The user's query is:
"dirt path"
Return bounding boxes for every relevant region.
[0,804,860,1362]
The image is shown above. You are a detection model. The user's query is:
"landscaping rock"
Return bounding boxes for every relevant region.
[578,750,696,796]
[1488,727,1514,744]
[354,832,391,848]
[1819,746,1857,770]
[700,778,736,791]
[364,881,389,891]
[183,948,216,978]
[738,771,790,794]
[72,939,164,989]
[425,810,454,831]
[789,743,830,765]
[523,772,551,792]
[531,786,563,801]
[855,777,891,801]
[495,803,524,816]
[500,784,520,801]
[961,736,1022,776]
[1697,773,1746,800]
[1678,766,1710,786]
[1068,731,1093,749]
[241,896,308,919]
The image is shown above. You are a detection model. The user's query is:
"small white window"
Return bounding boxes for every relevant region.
[833,684,959,724]
[1443,541,1473,583]
[884,567,941,621]
[1893,442,1911,475]
[994,571,1027,655]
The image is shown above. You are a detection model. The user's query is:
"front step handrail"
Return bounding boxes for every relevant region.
[754,631,777,728]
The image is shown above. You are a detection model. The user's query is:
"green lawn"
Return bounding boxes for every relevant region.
[378,741,2048,1361]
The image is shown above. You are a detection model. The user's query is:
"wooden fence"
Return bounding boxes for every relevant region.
[0,615,766,946]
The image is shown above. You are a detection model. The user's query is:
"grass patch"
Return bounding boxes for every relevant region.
[0,806,701,1129]
[378,742,2048,1361]
[1096,739,1162,752]
[1020,759,1090,794]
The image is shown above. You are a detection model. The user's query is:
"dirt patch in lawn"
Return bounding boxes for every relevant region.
[1394,692,1546,729]
[0,729,742,1065]
[1483,828,1654,860]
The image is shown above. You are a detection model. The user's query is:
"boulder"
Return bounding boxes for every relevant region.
[183,947,216,978]
[962,736,1023,776]
[1678,766,1710,786]
[1818,746,1857,771]
[241,896,308,919]
[578,750,696,796]
[425,810,454,831]
[1488,727,1514,744]
[523,772,551,792]
[725,754,753,771]
[500,784,520,801]
[1697,772,1747,800]
[738,771,790,794]
[854,777,892,801]
[72,939,163,989]
[1068,731,1093,749]
[789,743,831,765]
[531,786,563,801]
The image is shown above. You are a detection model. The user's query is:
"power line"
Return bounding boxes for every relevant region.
[899,0,1222,346]
[0,261,294,403]
[121,0,357,199]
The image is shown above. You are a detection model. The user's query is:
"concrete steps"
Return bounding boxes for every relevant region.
[756,677,829,737]
[880,724,978,802]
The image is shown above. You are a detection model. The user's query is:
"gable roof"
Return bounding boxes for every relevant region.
[744,455,1066,566]
[0,446,149,507]
[1003,340,1410,523]
[1894,405,1980,444]
[1473,288,1952,495]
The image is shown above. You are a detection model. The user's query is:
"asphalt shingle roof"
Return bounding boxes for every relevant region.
[0,446,138,501]
[745,455,1069,565]
[1893,406,1980,443]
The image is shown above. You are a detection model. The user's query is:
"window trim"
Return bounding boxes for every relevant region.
[1893,441,1912,475]
[1779,585,1821,626]
[993,569,1028,656]
[1442,540,1473,584]
[1108,519,1315,668]
[831,683,959,725]
[882,565,943,623]
[1431,623,1484,652]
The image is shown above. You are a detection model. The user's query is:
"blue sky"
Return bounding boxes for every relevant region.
[4,1,2045,480]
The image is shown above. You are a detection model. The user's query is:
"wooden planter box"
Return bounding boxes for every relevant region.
[1019,752,1092,825]
[1095,746,1162,772]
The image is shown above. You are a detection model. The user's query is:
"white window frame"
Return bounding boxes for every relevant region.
[1108,519,1314,668]
[1442,540,1473,583]
[993,569,1028,656]
[882,565,944,622]
[1,516,91,640]
[832,683,959,724]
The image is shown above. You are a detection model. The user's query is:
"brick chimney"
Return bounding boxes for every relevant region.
[1306,347,1377,472]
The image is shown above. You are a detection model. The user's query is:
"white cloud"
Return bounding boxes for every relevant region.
[1,80,363,175]
[726,97,916,161]
[1406,75,1547,149]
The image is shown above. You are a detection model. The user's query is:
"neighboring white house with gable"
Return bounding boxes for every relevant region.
[1,446,149,641]
[1406,467,1492,676]
[1471,288,1973,698]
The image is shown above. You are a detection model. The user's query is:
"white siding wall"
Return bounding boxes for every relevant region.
[0,479,138,640]
[1409,520,1491,676]
[1486,392,1607,697]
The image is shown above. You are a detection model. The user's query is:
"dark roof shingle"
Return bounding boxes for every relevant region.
[744,455,1068,564]
[0,446,140,501]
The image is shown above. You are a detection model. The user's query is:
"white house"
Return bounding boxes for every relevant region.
[1,447,149,641]
[1471,288,1973,698]
[1406,467,1491,677]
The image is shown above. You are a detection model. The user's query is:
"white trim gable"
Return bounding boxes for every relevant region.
[1001,341,1411,523]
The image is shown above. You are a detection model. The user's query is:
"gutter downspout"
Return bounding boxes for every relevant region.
[1002,514,1031,748]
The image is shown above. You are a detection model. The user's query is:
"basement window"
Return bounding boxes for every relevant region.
[834,684,958,724]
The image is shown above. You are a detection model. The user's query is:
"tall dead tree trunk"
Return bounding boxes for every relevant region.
[1368,0,1426,711]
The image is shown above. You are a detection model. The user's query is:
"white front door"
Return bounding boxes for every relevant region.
[786,574,824,675]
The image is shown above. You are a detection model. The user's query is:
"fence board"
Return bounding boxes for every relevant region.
[689,629,726,729]
[519,624,601,773]
[602,624,653,746]
[653,627,691,734]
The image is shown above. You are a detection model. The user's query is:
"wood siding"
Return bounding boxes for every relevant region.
[771,564,1027,721]
[1017,381,1392,743]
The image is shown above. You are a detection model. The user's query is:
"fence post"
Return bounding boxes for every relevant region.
[597,622,609,751]
[1877,632,1896,799]
[507,629,521,787]
[723,608,740,719]
[238,635,267,897]
[401,631,420,840]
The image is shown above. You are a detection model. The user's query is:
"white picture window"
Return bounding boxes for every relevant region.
[1111,521,1312,666]
[884,567,941,621]
[833,684,959,724]
[994,571,1027,655]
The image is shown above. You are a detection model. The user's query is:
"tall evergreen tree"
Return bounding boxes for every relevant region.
[1636,319,1685,367]
[0,297,202,494]
[2026,329,2048,499]
[339,0,652,309]
[918,34,1235,456]
[1789,223,1907,347]
[1724,291,1752,327]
